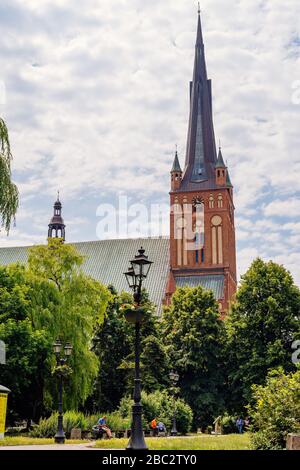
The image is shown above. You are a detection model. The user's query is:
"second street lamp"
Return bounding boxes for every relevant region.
[53,339,73,444]
[169,370,179,436]
[123,247,153,451]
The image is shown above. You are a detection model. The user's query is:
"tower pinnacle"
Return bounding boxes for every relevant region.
[48,193,66,241]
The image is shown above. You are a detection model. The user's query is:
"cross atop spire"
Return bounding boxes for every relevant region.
[196,3,204,47]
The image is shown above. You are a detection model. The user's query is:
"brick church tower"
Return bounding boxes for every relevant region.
[165,11,237,313]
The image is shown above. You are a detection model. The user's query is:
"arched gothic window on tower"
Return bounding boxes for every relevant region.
[193,198,205,264]
[217,194,223,208]
[211,215,223,264]
[209,194,214,209]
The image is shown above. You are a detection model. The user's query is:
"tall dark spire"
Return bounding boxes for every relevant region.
[180,10,217,191]
[48,193,66,241]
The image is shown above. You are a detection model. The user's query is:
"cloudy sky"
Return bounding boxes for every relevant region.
[0,0,300,284]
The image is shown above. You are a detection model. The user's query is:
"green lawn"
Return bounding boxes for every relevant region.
[0,437,88,446]
[0,434,251,450]
[94,434,251,450]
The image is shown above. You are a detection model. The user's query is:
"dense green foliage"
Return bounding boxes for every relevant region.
[225,258,300,411]
[90,286,133,411]
[0,240,110,421]
[1,251,300,439]
[30,410,130,437]
[90,288,170,411]
[118,390,193,434]
[28,238,111,409]
[161,286,226,428]
[0,264,52,422]
[0,118,19,233]
[248,368,300,449]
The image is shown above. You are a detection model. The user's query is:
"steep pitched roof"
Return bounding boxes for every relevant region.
[180,11,218,191]
[215,148,226,168]
[171,150,182,173]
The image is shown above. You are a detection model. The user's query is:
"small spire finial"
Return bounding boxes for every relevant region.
[219,139,221,150]
[57,190,60,201]
[175,144,178,154]
[198,2,201,15]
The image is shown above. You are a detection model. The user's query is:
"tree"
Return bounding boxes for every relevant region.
[27,238,111,410]
[90,287,133,412]
[119,289,171,396]
[118,389,193,434]
[0,264,51,423]
[0,118,18,233]
[225,258,300,411]
[248,368,300,450]
[90,287,170,411]
[139,334,170,393]
[161,286,226,428]
[0,318,50,424]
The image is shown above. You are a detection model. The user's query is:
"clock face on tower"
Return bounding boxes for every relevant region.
[192,196,204,207]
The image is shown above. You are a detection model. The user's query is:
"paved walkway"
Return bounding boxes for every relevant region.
[0,442,98,451]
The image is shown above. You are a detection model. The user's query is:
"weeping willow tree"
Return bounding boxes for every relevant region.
[28,238,111,410]
[0,118,19,233]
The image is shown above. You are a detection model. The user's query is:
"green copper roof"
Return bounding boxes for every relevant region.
[0,238,226,313]
[175,275,225,299]
[0,238,170,314]
[171,151,182,173]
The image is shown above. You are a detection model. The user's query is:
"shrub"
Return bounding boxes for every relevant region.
[106,412,130,432]
[30,411,130,437]
[220,414,237,434]
[248,368,300,450]
[118,390,193,434]
[31,411,89,438]
[30,413,57,438]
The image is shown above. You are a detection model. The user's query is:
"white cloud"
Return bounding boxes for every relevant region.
[264,198,300,218]
[0,0,299,285]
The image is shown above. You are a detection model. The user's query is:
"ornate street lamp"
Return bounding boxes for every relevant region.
[169,370,179,436]
[53,339,73,444]
[123,247,153,451]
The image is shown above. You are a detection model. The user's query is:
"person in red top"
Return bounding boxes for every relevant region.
[151,418,158,436]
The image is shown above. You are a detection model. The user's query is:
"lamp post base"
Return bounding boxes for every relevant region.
[55,413,65,444]
[54,432,66,444]
[126,403,148,451]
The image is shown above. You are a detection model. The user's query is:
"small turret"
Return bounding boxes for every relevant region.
[215,147,227,186]
[48,192,66,241]
[170,149,182,191]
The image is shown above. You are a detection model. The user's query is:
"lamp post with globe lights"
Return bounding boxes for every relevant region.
[123,247,153,450]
